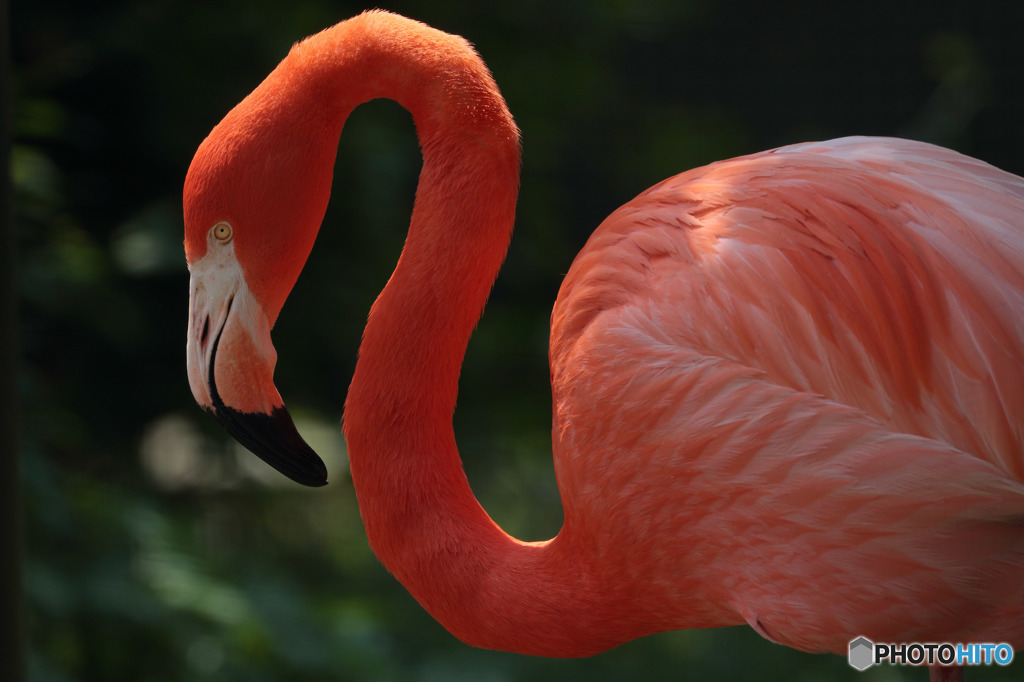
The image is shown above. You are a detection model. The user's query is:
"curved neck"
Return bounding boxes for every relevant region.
[293,13,614,656]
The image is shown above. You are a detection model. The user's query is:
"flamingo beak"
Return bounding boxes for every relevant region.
[186,247,328,487]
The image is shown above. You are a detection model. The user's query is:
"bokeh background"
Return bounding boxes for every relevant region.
[12,0,1024,680]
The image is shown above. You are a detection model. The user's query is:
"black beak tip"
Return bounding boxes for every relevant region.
[203,307,327,487]
[209,404,329,487]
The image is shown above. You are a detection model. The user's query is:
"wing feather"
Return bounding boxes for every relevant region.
[549,136,1024,652]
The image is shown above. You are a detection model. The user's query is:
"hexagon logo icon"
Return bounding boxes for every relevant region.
[848,636,874,671]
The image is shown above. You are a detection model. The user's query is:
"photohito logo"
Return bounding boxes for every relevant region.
[848,636,1014,671]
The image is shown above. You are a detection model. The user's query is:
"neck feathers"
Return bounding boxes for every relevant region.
[311,13,617,656]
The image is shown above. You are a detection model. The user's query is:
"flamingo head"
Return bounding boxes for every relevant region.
[182,84,338,488]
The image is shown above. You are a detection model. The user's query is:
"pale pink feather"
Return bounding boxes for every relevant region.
[550,136,1024,652]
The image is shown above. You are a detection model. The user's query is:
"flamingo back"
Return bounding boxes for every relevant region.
[548,137,1024,653]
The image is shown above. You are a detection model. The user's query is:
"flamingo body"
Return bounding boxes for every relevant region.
[183,11,1024,664]
[551,137,1024,653]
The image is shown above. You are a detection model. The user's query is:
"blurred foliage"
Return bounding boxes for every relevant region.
[12,0,1024,680]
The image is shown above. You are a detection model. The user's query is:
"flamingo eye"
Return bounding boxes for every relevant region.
[212,221,233,244]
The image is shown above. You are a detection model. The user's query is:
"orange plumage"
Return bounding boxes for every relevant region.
[183,10,1024,673]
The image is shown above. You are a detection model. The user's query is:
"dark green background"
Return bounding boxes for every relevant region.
[13,0,1024,680]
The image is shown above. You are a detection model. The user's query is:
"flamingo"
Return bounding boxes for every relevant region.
[183,10,1024,679]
